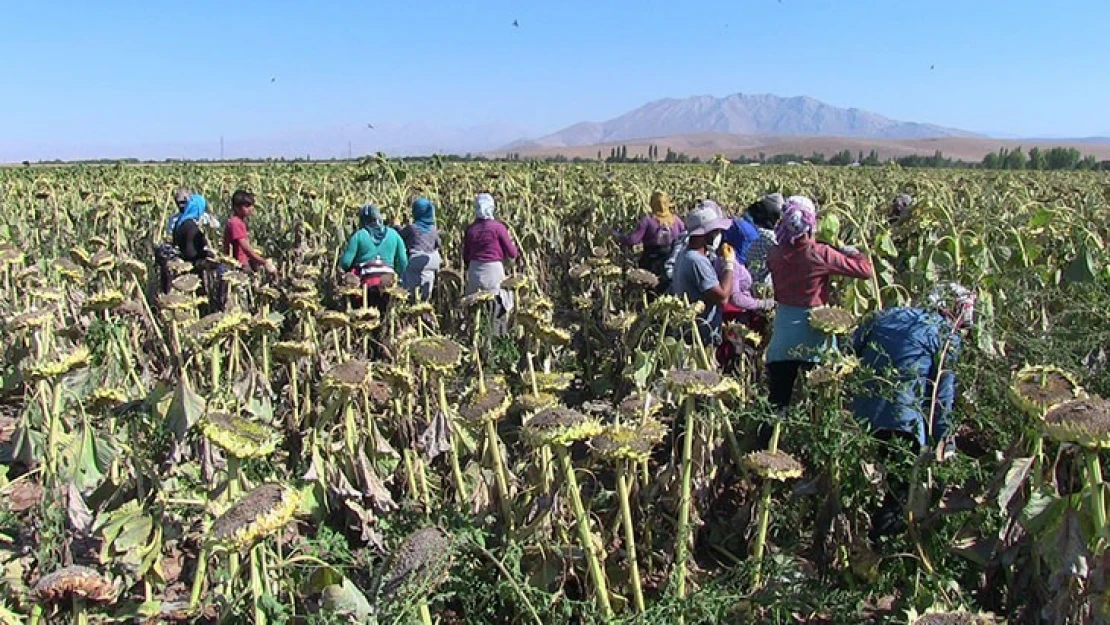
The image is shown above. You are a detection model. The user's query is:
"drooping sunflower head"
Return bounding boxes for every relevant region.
[210,483,299,552]
[1042,397,1110,449]
[69,247,91,268]
[157,292,205,313]
[252,313,283,335]
[590,419,667,464]
[617,393,662,420]
[514,391,558,415]
[723,322,763,347]
[1011,365,1086,418]
[171,273,201,294]
[118,257,147,280]
[604,312,638,333]
[57,258,85,281]
[532,371,575,393]
[7,308,54,332]
[376,364,416,396]
[23,345,91,381]
[288,294,320,313]
[189,310,252,345]
[400,301,435,319]
[32,566,118,605]
[380,527,454,598]
[908,607,997,625]
[88,250,115,273]
[625,268,660,289]
[323,359,372,393]
[809,306,856,335]
[30,287,65,304]
[350,306,382,331]
[461,290,496,309]
[568,263,593,281]
[664,368,739,399]
[533,323,573,347]
[459,377,512,425]
[272,340,316,361]
[87,387,128,414]
[200,412,282,459]
[316,310,350,330]
[409,337,464,372]
[502,275,530,291]
[807,354,861,387]
[166,258,194,277]
[743,450,804,481]
[523,406,603,447]
[83,289,126,313]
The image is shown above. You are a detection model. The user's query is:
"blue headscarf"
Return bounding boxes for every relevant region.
[359,204,388,244]
[411,197,436,233]
[167,194,208,235]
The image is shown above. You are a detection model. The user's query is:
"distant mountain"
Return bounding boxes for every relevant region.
[511,93,980,149]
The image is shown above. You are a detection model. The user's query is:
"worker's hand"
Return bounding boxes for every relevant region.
[264,260,278,276]
[838,244,861,256]
[720,242,736,266]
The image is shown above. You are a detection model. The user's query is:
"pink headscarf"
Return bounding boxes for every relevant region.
[775,196,817,245]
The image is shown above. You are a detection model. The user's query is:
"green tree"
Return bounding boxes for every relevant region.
[1004,147,1026,170]
[1028,146,1046,170]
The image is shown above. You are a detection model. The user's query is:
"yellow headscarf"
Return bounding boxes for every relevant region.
[650,191,677,227]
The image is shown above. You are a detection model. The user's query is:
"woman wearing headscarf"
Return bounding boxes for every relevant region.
[339,204,408,311]
[742,193,784,285]
[615,190,685,286]
[399,197,443,301]
[463,193,520,334]
[171,194,215,263]
[764,196,874,415]
[167,187,220,237]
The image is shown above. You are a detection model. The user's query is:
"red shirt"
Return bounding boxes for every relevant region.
[462,220,520,265]
[224,215,251,268]
[767,239,873,307]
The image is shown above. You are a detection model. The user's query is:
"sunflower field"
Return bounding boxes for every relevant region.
[0,159,1108,624]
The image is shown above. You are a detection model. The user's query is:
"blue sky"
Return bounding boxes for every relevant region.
[1,0,1107,158]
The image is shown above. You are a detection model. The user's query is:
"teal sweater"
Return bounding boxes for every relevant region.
[339,227,408,274]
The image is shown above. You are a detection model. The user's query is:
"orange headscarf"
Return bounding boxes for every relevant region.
[650,191,677,227]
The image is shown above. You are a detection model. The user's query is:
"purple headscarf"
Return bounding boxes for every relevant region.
[775,195,817,245]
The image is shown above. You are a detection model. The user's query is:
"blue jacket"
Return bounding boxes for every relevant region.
[722,217,758,265]
[849,307,961,446]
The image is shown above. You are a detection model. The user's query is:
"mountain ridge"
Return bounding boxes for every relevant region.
[509,93,981,149]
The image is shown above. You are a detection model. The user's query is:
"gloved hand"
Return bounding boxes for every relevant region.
[720,242,736,266]
[264,260,278,275]
[838,244,861,256]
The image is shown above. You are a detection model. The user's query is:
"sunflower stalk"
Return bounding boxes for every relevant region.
[554,446,612,617]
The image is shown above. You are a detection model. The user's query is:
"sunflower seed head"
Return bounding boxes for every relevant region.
[460,377,512,424]
[272,340,316,361]
[626,268,660,289]
[323,359,371,392]
[316,310,350,329]
[210,483,299,551]
[665,368,738,398]
[1011,365,1086,417]
[32,566,118,605]
[1043,397,1110,448]
[809,306,856,335]
[83,289,126,312]
[591,420,667,463]
[409,337,464,371]
[200,412,282,459]
[381,527,453,598]
[524,406,603,447]
[743,451,804,481]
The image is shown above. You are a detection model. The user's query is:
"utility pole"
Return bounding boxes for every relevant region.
[220,135,225,160]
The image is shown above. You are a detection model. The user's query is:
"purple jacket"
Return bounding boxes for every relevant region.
[463,219,520,265]
[620,215,685,249]
[715,257,774,311]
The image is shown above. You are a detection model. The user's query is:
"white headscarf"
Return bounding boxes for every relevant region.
[475,193,496,220]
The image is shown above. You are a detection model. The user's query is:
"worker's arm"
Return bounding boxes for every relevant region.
[392,231,409,275]
[338,231,363,271]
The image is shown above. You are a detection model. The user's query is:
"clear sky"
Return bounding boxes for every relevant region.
[1,0,1108,159]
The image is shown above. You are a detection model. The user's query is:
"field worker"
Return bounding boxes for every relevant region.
[851,283,974,539]
[888,193,914,227]
[224,190,277,275]
[463,193,521,335]
[399,197,443,301]
[171,194,216,264]
[614,190,685,288]
[669,199,735,347]
[850,282,974,457]
[340,204,409,309]
[741,193,784,285]
[714,241,775,371]
[765,196,873,411]
[167,187,220,236]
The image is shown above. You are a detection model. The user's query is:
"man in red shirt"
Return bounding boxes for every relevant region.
[224,190,277,275]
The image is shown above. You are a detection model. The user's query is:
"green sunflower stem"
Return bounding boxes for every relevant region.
[526,350,539,396]
[1085,451,1107,542]
[555,446,612,617]
[673,395,696,599]
[73,596,88,625]
[418,603,434,625]
[616,463,645,613]
[439,377,469,505]
[751,479,774,589]
[249,546,267,625]
[485,419,514,530]
[189,547,209,611]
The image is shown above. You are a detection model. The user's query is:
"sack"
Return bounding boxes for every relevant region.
[651,220,674,249]
[663,233,689,282]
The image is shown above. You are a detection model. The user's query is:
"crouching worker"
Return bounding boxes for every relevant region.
[850,282,975,540]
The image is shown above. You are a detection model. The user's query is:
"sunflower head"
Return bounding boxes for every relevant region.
[323,359,372,393]
[807,354,861,386]
[625,268,660,289]
[617,393,662,420]
[664,368,739,398]
[533,323,573,347]
[1011,365,1086,418]
[514,391,558,415]
[88,250,115,272]
[210,483,299,551]
[32,566,118,605]
[523,406,603,447]
[590,419,667,464]
[533,371,575,393]
[1042,397,1110,449]
[568,263,592,280]
[23,345,91,381]
[907,607,997,625]
[377,364,416,396]
[316,310,350,330]
[57,258,85,281]
[809,306,856,335]
[189,310,252,345]
[272,340,316,361]
[350,306,382,331]
[172,273,201,293]
[459,377,512,425]
[381,527,454,598]
[31,287,65,304]
[200,412,282,459]
[742,450,804,481]
[118,257,147,280]
[461,291,496,309]
[400,301,435,319]
[604,312,638,333]
[7,308,54,332]
[646,295,704,323]
[83,289,126,312]
[409,337,464,372]
[158,292,205,313]
[252,313,283,335]
[87,387,128,413]
[502,275,530,291]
